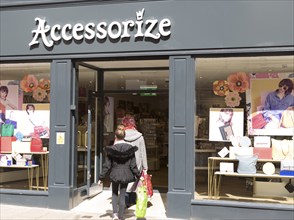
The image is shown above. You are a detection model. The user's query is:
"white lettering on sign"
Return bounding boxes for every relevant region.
[29,8,171,48]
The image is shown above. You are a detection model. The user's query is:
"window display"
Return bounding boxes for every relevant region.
[195,56,294,205]
[0,62,50,191]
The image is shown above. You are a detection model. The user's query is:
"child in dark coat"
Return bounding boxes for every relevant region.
[98,125,141,220]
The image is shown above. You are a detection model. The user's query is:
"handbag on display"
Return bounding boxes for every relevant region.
[34,126,48,138]
[30,138,43,152]
[4,111,17,129]
[5,119,17,129]
[251,112,267,129]
[0,136,17,152]
[280,109,294,128]
[272,139,294,160]
[1,123,14,136]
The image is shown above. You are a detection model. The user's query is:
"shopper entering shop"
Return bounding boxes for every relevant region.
[121,115,148,207]
[98,125,141,220]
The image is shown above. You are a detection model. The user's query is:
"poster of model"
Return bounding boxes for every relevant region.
[0,80,22,123]
[246,73,294,136]
[6,107,50,138]
[209,108,244,142]
[104,96,114,132]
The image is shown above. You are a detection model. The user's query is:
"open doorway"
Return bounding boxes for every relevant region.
[76,59,169,195]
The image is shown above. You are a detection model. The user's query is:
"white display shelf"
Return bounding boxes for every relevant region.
[195,149,216,153]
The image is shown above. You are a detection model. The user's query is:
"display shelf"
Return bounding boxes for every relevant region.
[195,138,210,141]
[140,118,160,170]
[195,166,209,170]
[195,149,216,153]
[194,139,225,171]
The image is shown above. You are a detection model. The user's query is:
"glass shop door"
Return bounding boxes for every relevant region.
[76,63,103,198]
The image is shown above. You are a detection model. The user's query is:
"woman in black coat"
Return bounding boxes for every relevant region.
[98,125,141,220]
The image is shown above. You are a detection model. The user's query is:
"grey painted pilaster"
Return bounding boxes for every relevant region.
[48,60,74,210]
[167,56,195,219]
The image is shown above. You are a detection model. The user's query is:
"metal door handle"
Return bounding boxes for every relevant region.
[84,131,88,148]
[77,131,81,147]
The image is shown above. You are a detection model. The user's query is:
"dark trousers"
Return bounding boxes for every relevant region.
[112,182,128,219]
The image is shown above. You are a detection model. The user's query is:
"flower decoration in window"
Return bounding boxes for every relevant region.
[38,78,51,91]
[20,74,50,103]
[227,72,249,93]
[20,74,39,92]
[212,80,229,96]
[33,87,47,102]
[212,71,250,107]
[225,91,242,107]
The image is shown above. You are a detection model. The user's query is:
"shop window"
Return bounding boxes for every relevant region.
[0,62,50,191]
[194,56,294,205]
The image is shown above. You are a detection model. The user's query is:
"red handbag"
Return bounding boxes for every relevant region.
[141,170,153,198]
[30,138,43,152]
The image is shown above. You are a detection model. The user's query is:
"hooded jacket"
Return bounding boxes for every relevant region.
[124,129,148,172]
[99,142,141,184]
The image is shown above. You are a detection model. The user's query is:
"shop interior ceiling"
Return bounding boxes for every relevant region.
[1,56,293,92]
[84,56,294,90]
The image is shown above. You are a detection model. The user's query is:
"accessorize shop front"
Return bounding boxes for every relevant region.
[0,1,293,219]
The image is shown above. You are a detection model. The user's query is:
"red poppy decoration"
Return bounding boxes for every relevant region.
[212,80,229,96]
[20,74,39,93]
[38,78,51,91]
[227,72,249,93]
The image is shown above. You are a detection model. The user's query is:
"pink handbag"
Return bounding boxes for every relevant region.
[252,113,267,129]
[34,126,48,138]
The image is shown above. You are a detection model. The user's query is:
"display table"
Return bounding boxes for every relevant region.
[213,171,293,199]
[1,151,49,190]
[207,157,282,198]
[33,151,49,190]
[0,164,39,190]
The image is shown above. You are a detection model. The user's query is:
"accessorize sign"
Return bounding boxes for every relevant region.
[29,8,171,48]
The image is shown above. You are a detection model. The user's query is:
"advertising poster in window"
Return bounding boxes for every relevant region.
[209,108,244,142]
[6,107,50,138]
[246,73,294,136]
[104,96,114,132]
[0,80,22,123]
